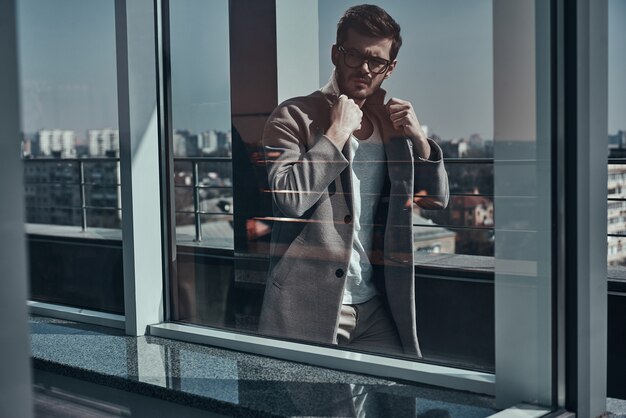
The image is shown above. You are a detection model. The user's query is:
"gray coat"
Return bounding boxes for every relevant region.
[258,75,449,356]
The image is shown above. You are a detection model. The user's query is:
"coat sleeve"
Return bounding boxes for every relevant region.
[263,103,349,218]
[412,138,449,210]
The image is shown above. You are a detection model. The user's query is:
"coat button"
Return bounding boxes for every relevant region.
[335,268,344,278]
[344,215,352,224]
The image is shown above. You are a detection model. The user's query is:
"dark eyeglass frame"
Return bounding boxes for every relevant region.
[337,45,392,74]
[337,45,393,74]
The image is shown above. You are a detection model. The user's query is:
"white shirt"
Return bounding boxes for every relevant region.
[342,124,386,304]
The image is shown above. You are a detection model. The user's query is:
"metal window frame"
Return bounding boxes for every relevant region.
[1,0,33,416]
[116,0,165,336]
[149,321,496,395]
[153,0,524,400]
[559,0,609,416]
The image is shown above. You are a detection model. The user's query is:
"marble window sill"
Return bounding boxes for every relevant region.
[30,315,498,417]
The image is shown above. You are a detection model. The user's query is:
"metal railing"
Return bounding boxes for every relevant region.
[171,156,496,251]
[22,155,498,251]
[173,156,233,242]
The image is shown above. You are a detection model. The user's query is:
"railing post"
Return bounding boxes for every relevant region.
[79,160,87,231]
[192,160,202,241]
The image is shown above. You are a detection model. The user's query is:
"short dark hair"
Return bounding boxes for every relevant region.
[336,4,402,60]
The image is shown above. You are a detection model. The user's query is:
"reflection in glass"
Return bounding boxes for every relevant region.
[608,166,626,266]
[607,0,626,270]
[86,209,122,229]
[414,225,494,258]
[19,0,123,313]
[173,159,233,245]
[23,160,121,229]
[170,0,233,250]
[18,0,120,231]
[419,193,495,257]
[445,162,494,196]
[165,0,505,373]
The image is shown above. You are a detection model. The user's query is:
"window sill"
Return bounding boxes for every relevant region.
[30,315,498,417]
[26,223,122,241]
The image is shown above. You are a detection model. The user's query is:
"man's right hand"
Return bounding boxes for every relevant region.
[325,94,362,149]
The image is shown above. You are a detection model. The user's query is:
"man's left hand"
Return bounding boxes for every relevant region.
[386,98,431,160]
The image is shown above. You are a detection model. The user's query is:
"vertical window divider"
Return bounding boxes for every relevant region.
[1,0,33,415]
[560,0,608,416]
[116,0,164,336]
[155,0,176,324]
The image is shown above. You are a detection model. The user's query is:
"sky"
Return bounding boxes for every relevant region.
[609,0,626,136]
[16,0,626,140]
[17,0,119,139]
[318,0,493,139]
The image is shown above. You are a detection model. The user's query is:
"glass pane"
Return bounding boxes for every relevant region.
[608,1,626,401]
[447,163,494,196]
[420,195,495,228]
[608,0,626,273]
[200,215,234,249]
[491,0,553,407]
[86,208,122,229]
[18,0,123,313]
[415,226,495,258]
[169,0,233,257]
[165,2,554,407]
[197,162,233,188]
[24,161,79,185]
[83,160,120,186]
[229,0,502,365]
[608,236,626,266]
[26,207,82,227]
[85,185,120,208]
[174,186,194,214]
[607,165,626,268]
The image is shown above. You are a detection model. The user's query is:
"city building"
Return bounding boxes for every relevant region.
[173,129,232,157]
[413,209,456,254]
[608,164,626,265]
[87,128,119,157]
[37,129,76,158]
[609,130,626,158]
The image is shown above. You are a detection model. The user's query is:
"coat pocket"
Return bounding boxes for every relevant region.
[269,234,307,287]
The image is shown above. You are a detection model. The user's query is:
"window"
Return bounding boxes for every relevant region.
[162,1,553,386]
[167,0,235,325]
[169,0,233,248]
[607,0,626,272]
[18,0,124,314]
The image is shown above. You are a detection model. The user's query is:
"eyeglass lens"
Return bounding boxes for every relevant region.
[342,49,389,74]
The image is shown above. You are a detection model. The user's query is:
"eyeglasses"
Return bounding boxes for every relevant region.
[337,45,392,74]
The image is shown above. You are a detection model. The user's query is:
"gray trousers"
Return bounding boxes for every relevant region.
[336,295,404,356]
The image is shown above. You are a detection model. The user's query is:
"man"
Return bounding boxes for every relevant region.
[258,4,448,357]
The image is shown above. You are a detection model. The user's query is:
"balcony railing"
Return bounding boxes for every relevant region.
[173,156,233,242]
[23,154,497,256]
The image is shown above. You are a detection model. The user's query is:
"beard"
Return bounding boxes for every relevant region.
[335,65,384,102]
